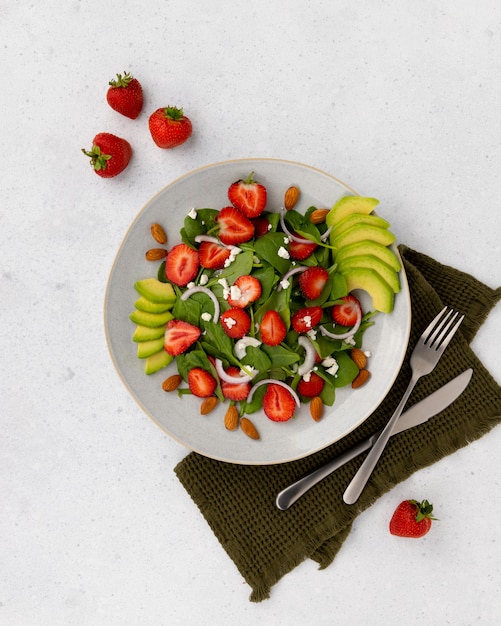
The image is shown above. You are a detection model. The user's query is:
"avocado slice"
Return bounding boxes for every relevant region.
[331,224,396,250]
[133,324,167,342]
[144,349,173,375]
[338,254,400,293]
[135,296,173,314]
[326,196,379,227]
[134,278,176,304]
[335,240,401,271]
[333,213,390,237]
[343,267,395,313]
[137,337,166,359]
[129,309,174,328]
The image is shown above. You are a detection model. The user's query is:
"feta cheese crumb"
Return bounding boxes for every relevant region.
[229,285,242,301]
[283,236,291,244]
[364,350,372,358]
[199,274,208,286]
[201,312,212,322]
[187,281,195,289]
[223,316,237,329]
[326,359,340,376]
[279,278,290,290]
[218,278,230,299]
[304,315,312,328]
[303,371,312,382]
[345,335,356,346]
[224,246,241,268]
[187,208,197,219]
[277,246,290,259]
[306,329,317,341]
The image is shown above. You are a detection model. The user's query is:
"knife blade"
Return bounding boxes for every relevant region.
[276,368,473,510]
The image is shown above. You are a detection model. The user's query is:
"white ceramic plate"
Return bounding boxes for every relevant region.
[104,158,411,465]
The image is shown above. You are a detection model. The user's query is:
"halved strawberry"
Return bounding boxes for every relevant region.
[217,206,255,245]
[165,243,199,286]
[332,294,362,327]
[164,319,201,355]
[297,372,325,397]
[291,306,323,333]
[221,366,251,401]
[220,308,251,339]
[299,266,329,300]
[260,310,287,346]
[198,240,231,270]
[187,367,217,397]
[226,275,262,308]
[288,233,318,260]
[262,383,296,422]
[251,216,271,239]
[227,172,267,218]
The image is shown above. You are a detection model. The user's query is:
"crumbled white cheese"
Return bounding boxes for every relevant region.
[223,316,237,329]
[201,312,212,322]
[304,315,312,328]
[199,274,208,286]
[322,357,336,367]
[283,236,290,245]
[364,350,372,358]
[279,278,290,290]
[243,366,257,378]
[229,285,242,301]
[303,371,312,382]
[277,246,290,259]
[187,208,197,219]
[306,329,317,341]
[325,360,340,376]
[187,281,195,289]
[218,278,230,299]
[224,246,241,268]
[345,336,356,346]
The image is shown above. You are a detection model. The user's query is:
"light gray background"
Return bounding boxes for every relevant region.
[1,2,500,624]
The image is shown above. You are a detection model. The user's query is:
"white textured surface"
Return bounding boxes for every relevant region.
[1,2,500,624]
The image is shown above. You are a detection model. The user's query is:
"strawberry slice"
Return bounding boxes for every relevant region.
[332,294,362,327]
[221,366,251,401]
[262,383,296,422]
[187,367,217,397]
[165,243,199,286]
[297,372,325,397]
[251,216,271,239]
[217,206,255,245]
[288,233,318,260]
[198,241,231,270]
[226,275,262,308]
[164,319,201,355]
[227,172,267,218]
[260,310,287,346]
[220,308,251,339]
[291,306,323,333]
[299,266,329,300]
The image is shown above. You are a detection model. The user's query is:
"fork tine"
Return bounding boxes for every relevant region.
[434,312,464,352]
[427,309,459,348]
[421,306,451,342]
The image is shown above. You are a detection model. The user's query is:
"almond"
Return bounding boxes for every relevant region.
[310,396,323,422]
[352,369,371,389]
[350,347,367,370]
[240,417,260,440]
[224,405,239,431]
[200,396,219,415]
[145,248,168,261]
[151,223,167,245]
[284,186,300,210]
[162,374,183,392]
[309,208,329,224]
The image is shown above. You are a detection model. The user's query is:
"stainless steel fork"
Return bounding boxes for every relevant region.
[343,306,465,505]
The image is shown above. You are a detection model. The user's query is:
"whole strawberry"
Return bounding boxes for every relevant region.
[81,133,132,178]
[389,499,437,538]
[106,71,143,119]
[148,106,192,148]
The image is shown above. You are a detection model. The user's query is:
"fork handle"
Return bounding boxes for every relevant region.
[342,374,419,505]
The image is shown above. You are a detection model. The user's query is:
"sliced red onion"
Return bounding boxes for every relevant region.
[319,309,362,340]
[297,336,317,377]
[194,235,236,252]
[214,358,252,383]
[320,225,333,241]
[247,379,300,407]
[180,286,220,323]
[234,337,262,360]
[279,209,315,244]
[277,265,308,290]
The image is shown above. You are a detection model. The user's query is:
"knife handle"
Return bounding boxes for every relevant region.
[275,437,375,510]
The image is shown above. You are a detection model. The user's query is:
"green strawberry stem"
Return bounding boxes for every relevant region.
[411,499,438,522]
[81,146,111,171]
[163,106,184,120]
[108,71,133,87]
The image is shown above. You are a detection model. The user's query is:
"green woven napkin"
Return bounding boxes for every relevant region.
[175,246,501,602]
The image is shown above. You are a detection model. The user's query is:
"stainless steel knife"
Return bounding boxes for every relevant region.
[276,368,473,510]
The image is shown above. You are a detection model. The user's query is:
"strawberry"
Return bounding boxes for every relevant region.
[221,366,251,401]
[220,308,251,339]
[217,207,255,245]
[81,133,132,178]
[332,294,362,327]
[291,306,323,333]
[198,241,231,270]
[288,233,318,260]
[226,275,262,308]
[106,71,143,119]
[227,171,267,218]
[389,499,437,538]
[187,367,217,398]
[299,267,329,300]
[251,216,271,239]
[164,319,201,356]
[165,243,199,286]
[148,106,192,149]
[297,372,325,397]
[262,383,296,422]
[259,310,287,346]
